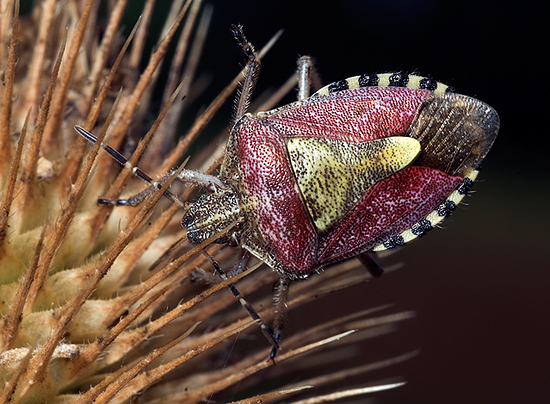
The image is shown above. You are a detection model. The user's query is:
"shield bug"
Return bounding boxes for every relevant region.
[77,25,499,358]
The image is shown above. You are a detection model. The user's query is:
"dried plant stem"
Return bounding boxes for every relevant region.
[78,0,129,117]
[41,0,95,156]
[0,2,414,402]
[13,30,67,233]
[17,0,56,124]
[0,0,18,166]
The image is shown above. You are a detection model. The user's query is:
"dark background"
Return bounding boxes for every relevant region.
[114,0,547,402]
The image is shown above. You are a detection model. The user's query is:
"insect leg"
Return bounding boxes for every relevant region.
[191,248,250,285]
[296,56,321,101]
[231,24,261,120]
[357,251,385,278]
[271,274,291,359]
[201,250,279,355]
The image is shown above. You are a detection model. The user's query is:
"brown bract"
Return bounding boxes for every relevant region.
[0,1,412,403]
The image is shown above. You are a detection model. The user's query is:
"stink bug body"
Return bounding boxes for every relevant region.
[183,73,499,278]
[77,26,499,358]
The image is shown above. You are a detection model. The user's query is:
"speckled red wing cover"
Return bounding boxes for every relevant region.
[236,118,318,275]
[266,86,431,142]
[237,86,460,276]
[318,166,462,264]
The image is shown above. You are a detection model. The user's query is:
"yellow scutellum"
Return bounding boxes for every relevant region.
[0,1,413,402]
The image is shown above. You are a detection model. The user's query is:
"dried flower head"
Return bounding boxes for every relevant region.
[0,1,413,403]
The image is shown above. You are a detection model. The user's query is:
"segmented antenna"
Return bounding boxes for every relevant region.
[75,125,185,207]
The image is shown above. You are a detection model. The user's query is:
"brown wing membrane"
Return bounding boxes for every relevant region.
[409,93,499,177]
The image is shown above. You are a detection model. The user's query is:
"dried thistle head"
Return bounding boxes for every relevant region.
[0,1,413,403]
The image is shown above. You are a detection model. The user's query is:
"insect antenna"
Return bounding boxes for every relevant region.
[75,125,186,207]
[76,126,228,206]
[201,249,280,356]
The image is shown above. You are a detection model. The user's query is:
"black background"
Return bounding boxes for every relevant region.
[86,0,550,402]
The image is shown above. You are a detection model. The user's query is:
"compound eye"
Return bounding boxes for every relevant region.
[206,183,217,194]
